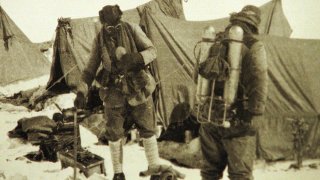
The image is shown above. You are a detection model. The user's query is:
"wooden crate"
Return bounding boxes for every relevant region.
[58,150,106,177]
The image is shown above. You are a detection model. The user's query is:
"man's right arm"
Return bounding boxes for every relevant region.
[77,36,102,96]
[83,36,102,86]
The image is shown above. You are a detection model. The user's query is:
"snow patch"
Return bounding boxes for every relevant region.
[0,75,50,97]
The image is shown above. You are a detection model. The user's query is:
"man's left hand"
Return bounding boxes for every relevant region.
[241,110,262,130]
[118,52,145,72]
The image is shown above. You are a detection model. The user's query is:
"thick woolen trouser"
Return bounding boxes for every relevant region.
[103,87,156,141]
[199,123,256,180]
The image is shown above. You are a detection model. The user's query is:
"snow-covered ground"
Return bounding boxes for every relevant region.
[0,77,319,180]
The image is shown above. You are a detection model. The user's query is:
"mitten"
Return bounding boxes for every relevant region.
[241,110,254,122]
[241,110,262,131]
[118,53,145,72]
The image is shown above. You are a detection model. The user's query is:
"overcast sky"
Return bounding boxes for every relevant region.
[1,0,319,42]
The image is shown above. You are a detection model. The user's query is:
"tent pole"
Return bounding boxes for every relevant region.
[73,109,78,180]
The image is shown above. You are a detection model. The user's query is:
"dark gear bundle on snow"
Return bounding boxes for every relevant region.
[8,116,57,144]
[7,113,84,162]
[158,102,200,143]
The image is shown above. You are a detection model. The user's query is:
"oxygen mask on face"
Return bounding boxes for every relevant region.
[103,23,121,37]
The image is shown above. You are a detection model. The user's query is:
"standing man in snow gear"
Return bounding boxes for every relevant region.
[74,5,161,180]
[198,5,268,180]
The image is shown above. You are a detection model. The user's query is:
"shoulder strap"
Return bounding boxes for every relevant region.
[243,35,258,49]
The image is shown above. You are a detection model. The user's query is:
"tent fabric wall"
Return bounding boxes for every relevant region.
[137,0,185,19]
[0,6,51,86]
[257,116,320,160]
[257,35,320,160]
[263,36,320,115]
[259,0,292,35]
[47,17,101,91]
[159,0,292,37]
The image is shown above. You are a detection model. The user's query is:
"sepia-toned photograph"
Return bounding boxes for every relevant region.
[0,0,319,179]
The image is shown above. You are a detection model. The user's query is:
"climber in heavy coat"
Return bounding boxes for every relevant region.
[73,5,160,180]
[198,5,268,180]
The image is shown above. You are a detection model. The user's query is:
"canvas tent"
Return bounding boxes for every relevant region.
[45,0,320,160]
[0,6,51,86]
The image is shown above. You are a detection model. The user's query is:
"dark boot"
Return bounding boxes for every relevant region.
[150,175,160,180]
[113,173,125,180]
[151,174,177,180]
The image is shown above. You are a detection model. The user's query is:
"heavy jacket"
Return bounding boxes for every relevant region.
[78,22,157,106]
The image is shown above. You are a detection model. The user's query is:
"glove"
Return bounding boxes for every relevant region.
[241,110,262,131]
[241,110,254,122]
[118,52,145,72]
[131,70,149,91]
[221,110,257,139]
[74,92,87,109]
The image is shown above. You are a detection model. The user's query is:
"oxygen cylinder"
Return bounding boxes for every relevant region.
[223,25,244,107]
[196,26,216,104]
